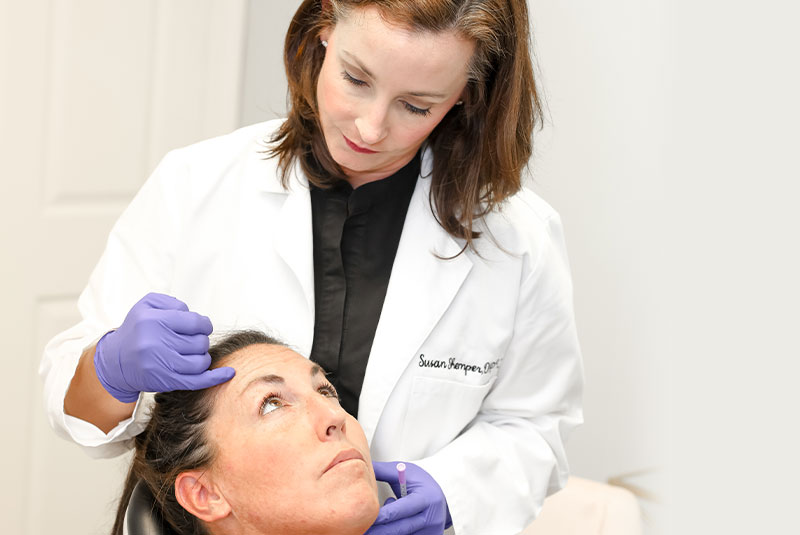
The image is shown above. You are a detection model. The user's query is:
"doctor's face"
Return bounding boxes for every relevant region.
[316,6,474,187]
[205,345,378,535]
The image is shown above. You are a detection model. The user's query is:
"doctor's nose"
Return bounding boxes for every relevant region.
[354,105,388,146]
[309,395,347,440]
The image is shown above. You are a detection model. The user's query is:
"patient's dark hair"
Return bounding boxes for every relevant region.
[111,330,286,535]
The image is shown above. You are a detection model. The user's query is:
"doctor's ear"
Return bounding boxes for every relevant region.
[174,470,231,523]
[319,27,331,47]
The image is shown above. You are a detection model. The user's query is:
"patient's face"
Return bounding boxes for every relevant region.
[205,345,379,534]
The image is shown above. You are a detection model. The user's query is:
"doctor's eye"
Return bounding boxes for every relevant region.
[259,393,286,416]
[342,70,367,87]
[403,101,431,117]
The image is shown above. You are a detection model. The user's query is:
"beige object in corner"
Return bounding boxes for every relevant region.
[521,477,643,535]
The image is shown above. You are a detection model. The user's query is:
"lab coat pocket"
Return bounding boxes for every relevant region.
[400,376,494,459]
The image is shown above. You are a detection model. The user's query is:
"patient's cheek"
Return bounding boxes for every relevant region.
[359,484,381,529]
[211,447,237,475]
[360,482,380,516]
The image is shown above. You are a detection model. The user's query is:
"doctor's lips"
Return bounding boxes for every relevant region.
[343,135,378,154]
[324,448,365,473]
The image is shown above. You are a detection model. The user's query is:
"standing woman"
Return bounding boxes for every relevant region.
[41,1,583,534]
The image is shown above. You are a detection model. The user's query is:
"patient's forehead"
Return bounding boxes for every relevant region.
[221,344,319,388]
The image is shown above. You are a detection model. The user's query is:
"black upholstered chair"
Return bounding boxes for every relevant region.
[124,481,178,535]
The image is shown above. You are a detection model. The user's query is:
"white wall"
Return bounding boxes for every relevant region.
[239,0,301,124]
[0,1,249,533]
[527,1,800,533]
[528,1,671,531]
[665,1,800,533]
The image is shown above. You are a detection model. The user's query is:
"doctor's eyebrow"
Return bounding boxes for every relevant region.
[342,50,375,79]
[340,50,448,99]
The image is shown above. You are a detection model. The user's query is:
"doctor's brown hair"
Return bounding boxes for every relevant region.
[110,330,286,535]
[270,0,541,252]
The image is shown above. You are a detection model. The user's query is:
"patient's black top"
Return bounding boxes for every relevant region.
[309,152,420,417]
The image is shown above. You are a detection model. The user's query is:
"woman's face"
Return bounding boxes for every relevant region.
[204,344,379,535]
[317,6,475,187]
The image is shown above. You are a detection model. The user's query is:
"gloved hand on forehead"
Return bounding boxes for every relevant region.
[94,292,234,403]
[367,461,452,535]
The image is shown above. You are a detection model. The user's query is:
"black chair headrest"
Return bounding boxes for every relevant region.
[125,481,179,535]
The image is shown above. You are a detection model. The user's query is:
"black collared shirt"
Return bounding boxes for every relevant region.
[309,153,420,417]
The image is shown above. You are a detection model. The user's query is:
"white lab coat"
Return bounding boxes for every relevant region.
[40,119,584,535]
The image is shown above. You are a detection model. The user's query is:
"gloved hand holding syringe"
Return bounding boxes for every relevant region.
[366,461,452,535]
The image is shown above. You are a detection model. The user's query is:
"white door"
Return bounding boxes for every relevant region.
[0,1,248,532]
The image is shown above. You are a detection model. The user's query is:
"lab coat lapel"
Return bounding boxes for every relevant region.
[272,168,315,319]
[359,171,473,443]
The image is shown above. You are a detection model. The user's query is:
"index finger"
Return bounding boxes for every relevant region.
[139,292,190,312]
[157,309,213,335]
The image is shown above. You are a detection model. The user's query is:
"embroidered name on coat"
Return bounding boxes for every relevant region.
[418,354,501,376]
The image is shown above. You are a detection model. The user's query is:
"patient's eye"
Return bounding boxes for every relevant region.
[259,394,285,416]
[318,383,339,400]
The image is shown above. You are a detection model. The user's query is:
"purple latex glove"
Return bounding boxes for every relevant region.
[366,461,451,535]
[94,293,234,402]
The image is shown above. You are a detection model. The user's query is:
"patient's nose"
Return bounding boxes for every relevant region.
[310,396,347,440]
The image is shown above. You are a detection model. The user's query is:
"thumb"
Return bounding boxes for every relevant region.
[383,497,396,506]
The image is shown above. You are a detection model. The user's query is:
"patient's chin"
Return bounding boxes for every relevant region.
[324,480,381,534]
[332,503,380,534]
[225,479,380,535]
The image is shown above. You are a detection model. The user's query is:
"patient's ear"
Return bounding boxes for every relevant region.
[175,471,231,523]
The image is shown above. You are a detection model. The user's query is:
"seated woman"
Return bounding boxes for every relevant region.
[111,330,380,535]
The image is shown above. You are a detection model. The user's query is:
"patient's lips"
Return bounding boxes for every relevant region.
[324,448,365,474]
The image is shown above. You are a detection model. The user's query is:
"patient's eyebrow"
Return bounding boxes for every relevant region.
[241,365,327,397]
[243,374,284,395]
